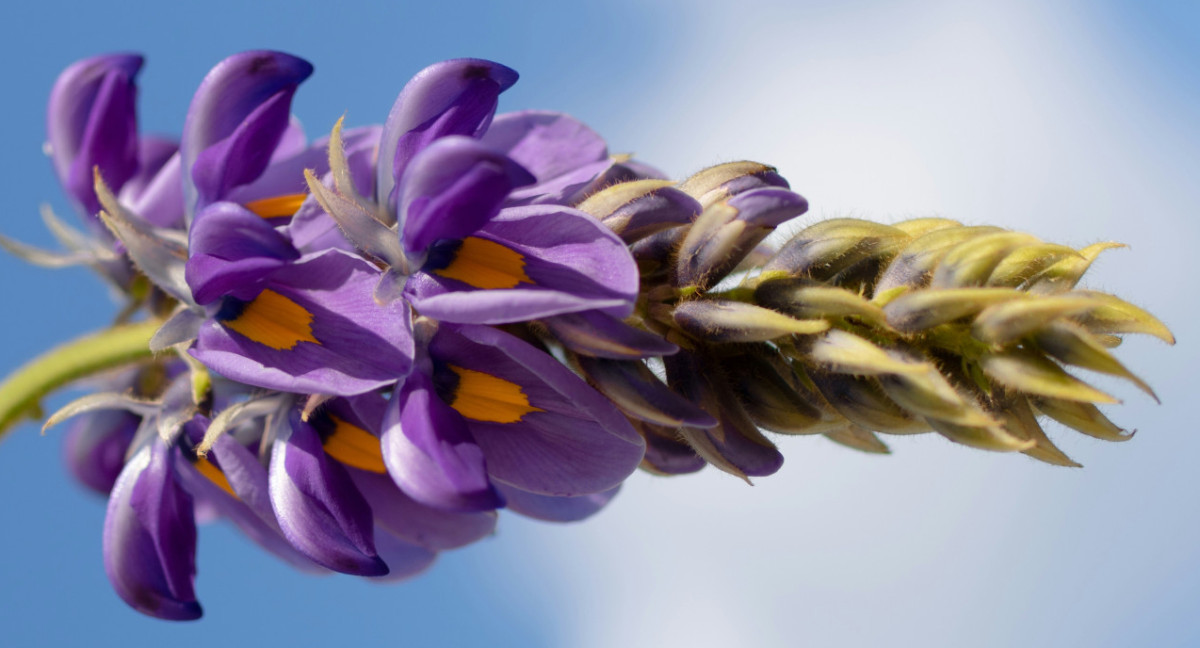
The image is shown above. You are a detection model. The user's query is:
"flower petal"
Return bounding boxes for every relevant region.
[351,468,497,550]
[186,202,300,304]
[494,482,619,523]
[429,324,644,497]
[182,51,313,216]
[63,409,138,495]
[406,204,638,323]
[381,371,504,512]
[103,439,201,620]
[48,53,142,217]
[398,136,534,255]
[192,249,413,396]
[269,414,387,576]
[377,59,518,216]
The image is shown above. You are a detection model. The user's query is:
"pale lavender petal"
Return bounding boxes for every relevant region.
[482,111,607,184]
[287,125,382,253]
[192,250,413,396]
[372,530,438,582]
[495,482,619,523]
[127,151,185,228]
[430,324,644,496]
[407,204,638,323]
[350,468,497,550]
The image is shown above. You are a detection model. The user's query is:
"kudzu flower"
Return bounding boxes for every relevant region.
[0,49,1173,622]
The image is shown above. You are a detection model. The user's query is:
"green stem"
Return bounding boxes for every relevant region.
[0,320,159,440]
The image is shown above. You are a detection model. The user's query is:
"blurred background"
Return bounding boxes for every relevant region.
[0,1,1196,645]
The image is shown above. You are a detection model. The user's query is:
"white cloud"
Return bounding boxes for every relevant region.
[500,2,1200,646]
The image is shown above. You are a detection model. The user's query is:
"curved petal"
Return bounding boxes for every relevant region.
[381,372,503,512]
[429,324,644,497]
[62,409,139,495]
[103,439,201,620]
[406,205,638,323]
[377,59,518,215]
[182,51,313,215]
[399,136,534,255]
[174,432,324,573]
[186,202,299,304]
[48,53,142,216]
[482,111,607,184]
[269,415,387,576]
[495,482,619,523]
[351,468,497,549]
[192,249,414,396]
[371,529,438,582]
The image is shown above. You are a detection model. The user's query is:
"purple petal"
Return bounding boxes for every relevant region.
[103,440,201,620]
[173,433,324,573]
[62,409,139,495]
[186,202,299,304]
[495,482,619,523]
[430,324,644,497]
[406,204,638,323]
[192,249,414,396]
[371,530,438,582]
[574,355,716,428]
[544,310,679,359]
[47,53,142,217]
[269,415,387,576]
[665,353,783,479]
[399,136,534,255]
[675,187,809,290]
[121,136,178,200]
[287,125,382,254]
[578,181,699,243]
[351,468,497,549]
[377,59,518,213]
[381,372,503,512]
[482,111,607,184]
[481,110,610,205]
[182,51,313,215]
[635,421,707,475]
[127,149,185,229]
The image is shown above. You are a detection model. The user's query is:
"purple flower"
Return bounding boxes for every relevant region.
[382,322,644,513]
[307,59,640,327]
[103,436,201,621]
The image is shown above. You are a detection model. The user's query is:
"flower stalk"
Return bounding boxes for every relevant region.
[0,321,159,438]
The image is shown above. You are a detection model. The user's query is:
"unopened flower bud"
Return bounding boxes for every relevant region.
[576,179,699,243]
[675,188,807,291]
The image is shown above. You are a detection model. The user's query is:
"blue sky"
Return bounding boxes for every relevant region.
[0,1,1196,646]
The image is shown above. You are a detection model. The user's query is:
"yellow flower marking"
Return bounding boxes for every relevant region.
[434,237,533,289]
[447,365,542,424]
[244,193,308,219]
[194,457,238,499]
[322,416,388,474]
[221,289,320,350]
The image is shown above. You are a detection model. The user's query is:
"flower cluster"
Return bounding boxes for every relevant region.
[0,51,1171,620]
